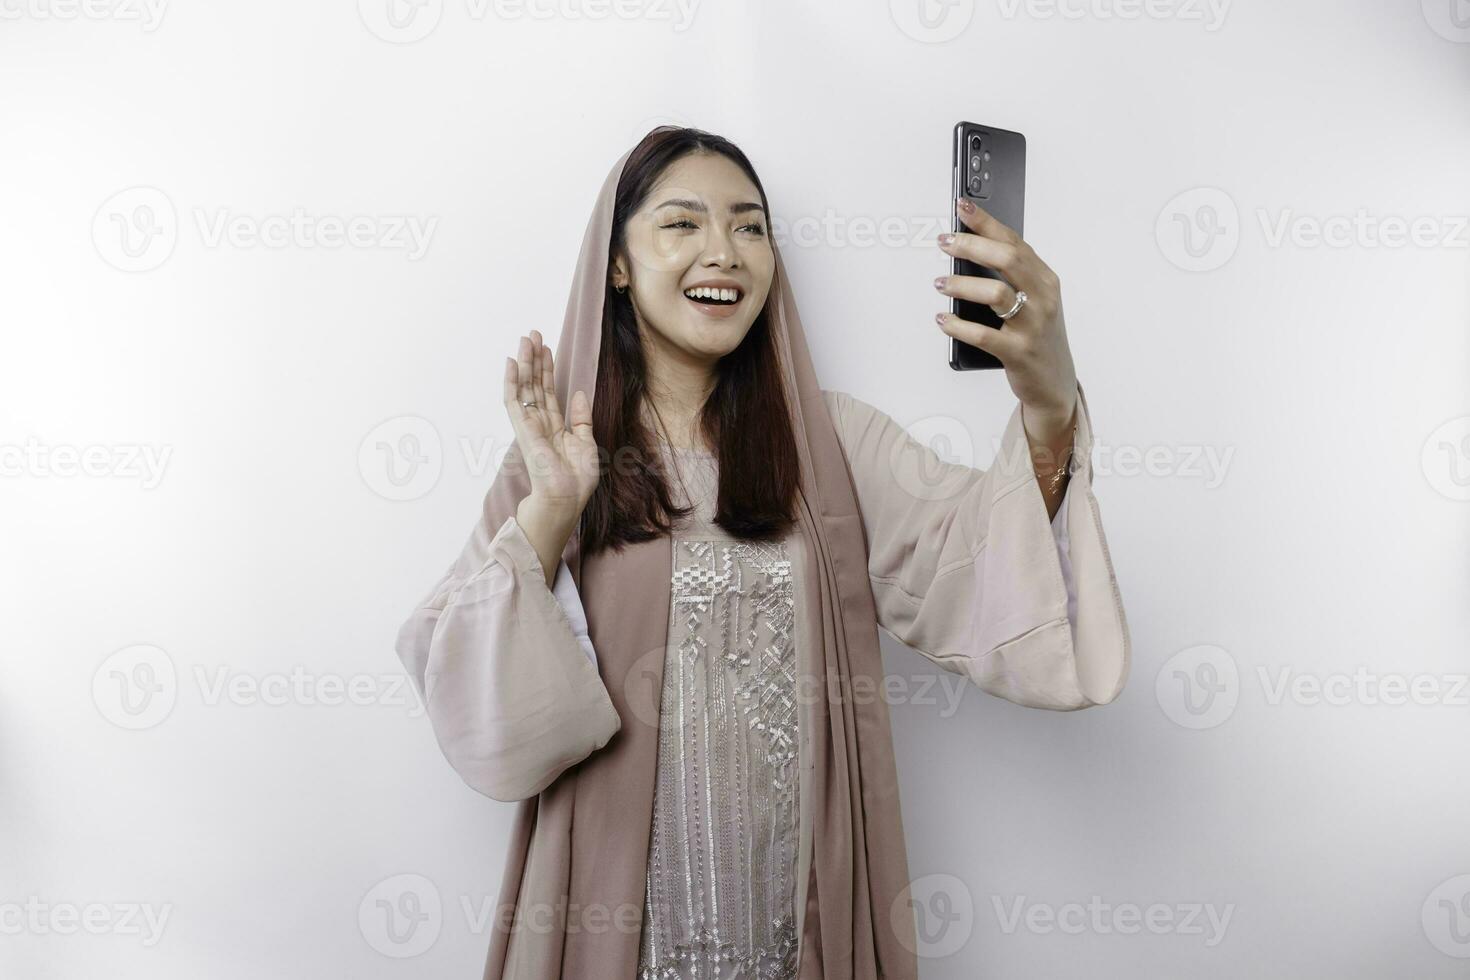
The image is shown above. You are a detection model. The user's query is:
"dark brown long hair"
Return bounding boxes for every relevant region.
[578,126,800,556]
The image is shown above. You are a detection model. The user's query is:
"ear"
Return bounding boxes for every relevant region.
[609,256,628,292]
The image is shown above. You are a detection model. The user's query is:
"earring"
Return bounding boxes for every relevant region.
[615,284,627,294]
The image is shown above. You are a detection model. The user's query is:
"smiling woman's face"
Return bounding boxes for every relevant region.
[611,151,775,368]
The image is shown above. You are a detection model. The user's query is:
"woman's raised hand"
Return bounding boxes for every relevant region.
[502,329,600,516]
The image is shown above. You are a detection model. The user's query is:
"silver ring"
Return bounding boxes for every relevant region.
[520,400,537,408]
[997,290,1028,321]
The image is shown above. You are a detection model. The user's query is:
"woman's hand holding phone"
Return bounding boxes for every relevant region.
[935,199,1079,442]
[502,329,600,586]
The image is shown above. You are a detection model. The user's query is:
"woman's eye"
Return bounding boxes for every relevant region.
[658,218,765,236]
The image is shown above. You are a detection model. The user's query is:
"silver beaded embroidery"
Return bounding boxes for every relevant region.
[636,450,799,980]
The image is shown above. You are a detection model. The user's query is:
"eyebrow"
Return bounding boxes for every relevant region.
[654,197,766,216]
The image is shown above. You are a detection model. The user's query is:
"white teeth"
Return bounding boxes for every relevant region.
[684,287,740,303]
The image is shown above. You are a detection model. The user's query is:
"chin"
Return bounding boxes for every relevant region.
[687,319,752,349]
[681,335,742,360]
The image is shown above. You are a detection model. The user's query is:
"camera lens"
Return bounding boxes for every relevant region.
[969,135,982,153]
[968,174,982,193]
[970,154,982,170]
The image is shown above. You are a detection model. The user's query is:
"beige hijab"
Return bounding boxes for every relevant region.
[478,128,918,980]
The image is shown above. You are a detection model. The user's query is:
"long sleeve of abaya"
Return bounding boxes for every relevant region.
[820,385,1129,710]
[394,513,621,802]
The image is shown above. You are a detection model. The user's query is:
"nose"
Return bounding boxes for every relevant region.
[699,222,740,269]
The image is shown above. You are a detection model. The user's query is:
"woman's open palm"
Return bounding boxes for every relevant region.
[502,330,600,513]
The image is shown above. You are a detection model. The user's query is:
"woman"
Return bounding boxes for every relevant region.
[395,126,1129,980]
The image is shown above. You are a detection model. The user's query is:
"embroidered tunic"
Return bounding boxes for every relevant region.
[635,445,802,979]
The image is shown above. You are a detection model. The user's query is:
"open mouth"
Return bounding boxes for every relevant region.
[683,286,743,310]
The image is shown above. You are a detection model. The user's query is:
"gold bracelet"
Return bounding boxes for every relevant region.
[1043,423,1078,497]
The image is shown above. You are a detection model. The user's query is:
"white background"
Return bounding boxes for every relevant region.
[2,0,1468,977]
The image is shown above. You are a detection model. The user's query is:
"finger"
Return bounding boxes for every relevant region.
[936,312,1022,363]
[529,330,547,417]
[540,342,564,426]
[503,356,535,438]
[939,232,1031,288]
[935,274,1023,323]
[502,356,519,414]
[517,335,534,408]
[955,198,1021,245]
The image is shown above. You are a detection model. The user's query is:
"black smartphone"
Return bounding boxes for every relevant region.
[949,121,1026,371]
